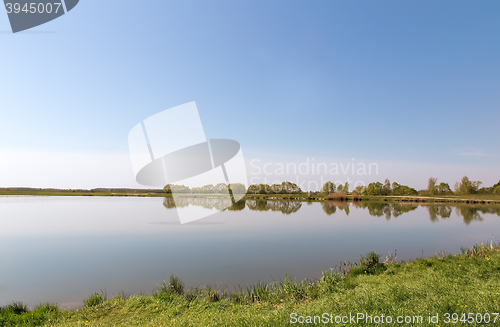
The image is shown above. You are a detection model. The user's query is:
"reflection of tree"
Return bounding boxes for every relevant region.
[383,206,392,220]
[351,202,417,220]
[162,197,500,224]
[227,200,246,211]
[340,203,350,216]
[245,200,302,214]
[428,206,452,223]
[391,203,418,218]
[321,200,351,216]
[455,206,484,225]
[163,197,177,209]
[367,203,387,218]
[452,204,500,225]
[321,201,337,215]
[162,196,233,210]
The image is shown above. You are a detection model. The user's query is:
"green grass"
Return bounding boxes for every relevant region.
[2,243,500,326]
[0,189,168,197]
[85,293,106,308]
[0,303,61,326]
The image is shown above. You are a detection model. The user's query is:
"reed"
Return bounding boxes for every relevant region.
[325,192,348,200]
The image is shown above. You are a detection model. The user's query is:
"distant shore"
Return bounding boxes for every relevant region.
[1,188,500,205]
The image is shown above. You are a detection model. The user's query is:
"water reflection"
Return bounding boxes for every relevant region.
[2,196,500,309]
[428,206,452,222]
[453,206,500,225]
[163,197,233,211]
[245,199,302,214]
[351,202,418,220]
[162,197,500,224]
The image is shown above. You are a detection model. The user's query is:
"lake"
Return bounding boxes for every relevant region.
[0,196,499,309]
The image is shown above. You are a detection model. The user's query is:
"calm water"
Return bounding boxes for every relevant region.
[1,196,499,309]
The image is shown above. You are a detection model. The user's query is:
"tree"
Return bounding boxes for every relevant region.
[454,176,482,195]
[343,182,349,194]
[354,185,366,195]
[170,184,191,193]
[478,180,500,194]
[437,182,452,195]
[228,183,246,195]
[247,184,260,194]
[366,182,384,195]
[494,186,500,195]
[383,179,391,195]
[427,177,438,195]
[320,181,336,194]
[391,182,418,196]
[246,182,301,195]
[337,185,343,192]
[280,181,302,194]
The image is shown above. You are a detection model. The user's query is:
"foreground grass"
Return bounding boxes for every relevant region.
[2,244,500,327]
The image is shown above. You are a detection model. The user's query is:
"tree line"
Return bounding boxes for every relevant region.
[163,183,246,195]
[323,176,499,196]
[163,177,500,196]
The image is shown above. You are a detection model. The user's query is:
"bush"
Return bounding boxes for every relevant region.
[158,275,185,296]
[203,285,220,302]
[33,303,59,314]
[6,302,28,315]
[85,292,105,307]
[350,251,386,276]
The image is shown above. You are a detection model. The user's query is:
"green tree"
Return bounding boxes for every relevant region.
[354,185,366,195]
[391,182,418,196]
[343,182,349,194]
[454,176,482,195]
[337,185,343,192]
[437,182,452,195]
[320,181,336,194]
[427,177,438,195]
[494,185,500,195]
[247,184,260,194]
[279,181,302,194]
[382,179,391,195]
[366,182,384,195]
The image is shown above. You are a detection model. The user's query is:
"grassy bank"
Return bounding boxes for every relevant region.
[2,243,499,326]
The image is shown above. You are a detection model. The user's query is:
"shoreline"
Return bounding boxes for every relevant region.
[2,188,500,205]
[1,242,499,326]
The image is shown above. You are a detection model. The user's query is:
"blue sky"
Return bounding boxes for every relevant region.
[0,0,499,189]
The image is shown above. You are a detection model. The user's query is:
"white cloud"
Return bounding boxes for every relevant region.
[456,148,496,157]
